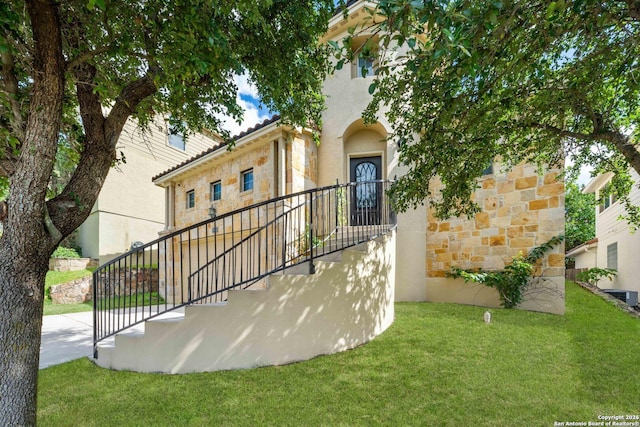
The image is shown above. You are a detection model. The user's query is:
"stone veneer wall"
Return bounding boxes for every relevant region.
[174,143,274,230]
[426,162,565,314]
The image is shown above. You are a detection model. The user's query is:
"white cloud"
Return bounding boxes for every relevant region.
[216,73,271,137]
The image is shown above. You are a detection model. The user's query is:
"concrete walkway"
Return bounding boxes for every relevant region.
[40,311,94,369]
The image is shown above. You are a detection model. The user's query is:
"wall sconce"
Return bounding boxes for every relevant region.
[208,206,217,219]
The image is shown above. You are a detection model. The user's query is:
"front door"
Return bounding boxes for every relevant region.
[349,156,382,225]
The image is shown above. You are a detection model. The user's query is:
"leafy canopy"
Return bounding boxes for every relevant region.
[564,180,595,251]
[0,0,334,193]
[339,0,640,219]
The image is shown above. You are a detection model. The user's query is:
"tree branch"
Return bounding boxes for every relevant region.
[65,45,112,71]
[104,71,157,144]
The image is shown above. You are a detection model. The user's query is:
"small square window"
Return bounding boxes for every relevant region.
[210,181,221,201]
[241,169,254,192]
[186,190,195,209]
[481,163,493,176]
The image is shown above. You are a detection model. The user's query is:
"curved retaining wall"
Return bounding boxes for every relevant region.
[96,231,396,373]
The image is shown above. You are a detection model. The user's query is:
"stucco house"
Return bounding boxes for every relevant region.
[93,0,565,374]
[583,170,640,294]
[76,117,216,263]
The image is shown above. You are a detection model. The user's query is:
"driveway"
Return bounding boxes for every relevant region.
[40,311,93,369]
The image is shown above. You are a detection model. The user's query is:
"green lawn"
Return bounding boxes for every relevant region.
[43,269,94,316]
[37,282,640,426]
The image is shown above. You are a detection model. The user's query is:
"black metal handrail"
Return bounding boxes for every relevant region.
[93,180,396,357]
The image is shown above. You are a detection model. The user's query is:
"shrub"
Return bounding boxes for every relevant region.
[51,246,81,259]
[576,267,617,287]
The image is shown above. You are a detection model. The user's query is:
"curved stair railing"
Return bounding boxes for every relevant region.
[93,180,396,357]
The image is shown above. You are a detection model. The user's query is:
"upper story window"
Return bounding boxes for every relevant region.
[357,55,374,78]
[351,35,378,79]
[210,181,222,201]
[167,121,186,151]
[186,190,195,209]
[241,169,254,192]
[598,183,617,213]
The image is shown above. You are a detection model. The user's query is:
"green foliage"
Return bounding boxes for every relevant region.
[565,181,596,251]
[339,0,640,220]
[51,246,81,259]
[1,0,334,172]
[449,236,563,308]
[576,267,617,287]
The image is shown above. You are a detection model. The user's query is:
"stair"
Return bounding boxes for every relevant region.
[95,231,396,374]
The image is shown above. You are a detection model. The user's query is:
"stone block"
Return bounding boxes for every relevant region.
[475,212,490,229]
[49,257,91,272]
[439,222,451,232]
[515,176,538,189]
[544,172,560,184]
[427,222,438,232]
[484,197,498,210]
[520,189,537,202]
[537,182,564,197]
[507,226,524,238]
[481,228,499,237]
[548,253,565,267]
[549,196,560,208]
[497,181,515,194]
[511,211,538,225]
[529,199,549,210]
[482,179,496,189]
[510,237,535,248]
[489,235,506,246]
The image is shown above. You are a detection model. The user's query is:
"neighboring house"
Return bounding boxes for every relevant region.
[583,170,640,293]
[77,117,217,263]
[150,0,565,315]
[566,238,598,270]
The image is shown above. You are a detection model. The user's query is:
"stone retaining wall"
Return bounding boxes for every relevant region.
[50,276,92,304]
[49,257,91,271]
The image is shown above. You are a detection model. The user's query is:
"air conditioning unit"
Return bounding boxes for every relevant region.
[602,289,638,307]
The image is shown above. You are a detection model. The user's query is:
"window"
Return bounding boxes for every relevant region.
[350,36,378,79]
[481,162,494,176]
[241,169,254,192]
[357,54,374,78]
[186,190,195,209]
[598,183,618,213]
[210,181,221,201]
[168,122,186,151]
[607,243,618,270]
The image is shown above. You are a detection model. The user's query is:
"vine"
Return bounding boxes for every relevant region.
[448,235,564,309]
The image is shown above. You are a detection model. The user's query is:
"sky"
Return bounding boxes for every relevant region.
[217,74,272,137]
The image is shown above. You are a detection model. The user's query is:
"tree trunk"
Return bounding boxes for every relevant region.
[0,257,48,425]
[0,0,65,424]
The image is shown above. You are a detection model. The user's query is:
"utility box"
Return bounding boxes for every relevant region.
[602,289,638,307]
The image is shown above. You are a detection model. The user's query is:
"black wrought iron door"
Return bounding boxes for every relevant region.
[349,156,382,225]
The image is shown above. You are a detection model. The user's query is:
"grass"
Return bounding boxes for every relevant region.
[38,281,640,426]
[96,291,164,309]
[43,269,95,316]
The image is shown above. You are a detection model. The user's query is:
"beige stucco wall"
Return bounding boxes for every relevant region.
[96,231,396,374]
[78,116,216,261]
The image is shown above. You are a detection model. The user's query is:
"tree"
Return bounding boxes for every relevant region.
[338,0,640,219]
[0,0,333,423]
[565,181,595,251]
